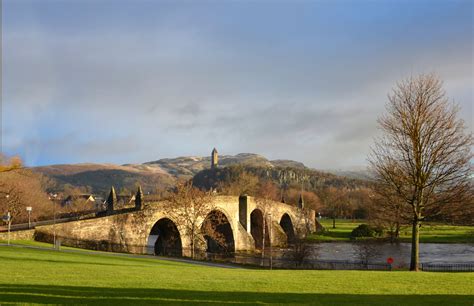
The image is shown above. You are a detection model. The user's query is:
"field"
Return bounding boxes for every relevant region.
[0,245,473,305]
[308,219,474,243]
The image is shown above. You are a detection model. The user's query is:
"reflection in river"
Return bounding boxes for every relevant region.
[304,242,474,268]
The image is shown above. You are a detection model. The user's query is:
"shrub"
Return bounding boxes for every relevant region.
[350,224,376,238]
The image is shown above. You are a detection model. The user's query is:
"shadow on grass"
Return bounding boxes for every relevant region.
[0,284,472,305]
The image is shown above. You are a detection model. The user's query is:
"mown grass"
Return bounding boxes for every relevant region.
[308,219,474,243]
[0,245,473,305]
[399,224,474,243]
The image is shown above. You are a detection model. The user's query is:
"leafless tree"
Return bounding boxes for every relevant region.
[217,170,260,196]
[284,188,322,212]
[369,74,472,271]
[291,238,313,267]
[255,180,278,266]
[435,187,474,225]
[165,181,223,259]
[290,206,316,267]
[0,168,52,225]
[319,187,350,229]
[0,154,22,172]
[369,184,411,242]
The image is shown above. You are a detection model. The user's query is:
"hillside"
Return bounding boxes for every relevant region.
[144,153,306,177]
[33,153,369,195]
[33,163,175,195]
[193,164,370,193]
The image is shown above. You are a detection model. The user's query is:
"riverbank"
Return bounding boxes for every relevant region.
[307,219,474,243]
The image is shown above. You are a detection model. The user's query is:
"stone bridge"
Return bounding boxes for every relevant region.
[35,195,315,257]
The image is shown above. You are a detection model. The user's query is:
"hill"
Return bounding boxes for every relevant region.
[193,164,370,193]
[33,163,175,195]
[33,153,369,196]
[144,153,306,177]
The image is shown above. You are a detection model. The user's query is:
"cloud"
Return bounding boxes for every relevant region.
[2,1,472,168]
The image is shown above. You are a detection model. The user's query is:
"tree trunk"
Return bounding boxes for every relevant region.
[332,217,336,229]
[261,216,266,266]
[395,222,400,239]
[409,217,420,271]
[190,232,195,259]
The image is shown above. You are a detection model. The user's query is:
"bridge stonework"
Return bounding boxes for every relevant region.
[34,195,315,257]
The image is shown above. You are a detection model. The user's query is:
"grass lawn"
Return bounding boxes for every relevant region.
[308,219,474,243]
[0,245,473,305]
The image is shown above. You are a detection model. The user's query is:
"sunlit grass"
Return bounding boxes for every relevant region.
[0,245,472,305]
[308,219,474,243]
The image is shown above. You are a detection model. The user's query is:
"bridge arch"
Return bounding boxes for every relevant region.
[147,218,182,256]
[250,208,270,250]
[201,209,235,255]
[279,213,296,243]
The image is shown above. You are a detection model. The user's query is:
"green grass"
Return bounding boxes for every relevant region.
[0,245,473,305]
[308,219,474,243]
[0,239,104,251]
[308,219,365,242]
[399,224,474,243]
[0,239,57,248]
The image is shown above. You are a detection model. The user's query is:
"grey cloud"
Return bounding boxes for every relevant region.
[3,14,472,168]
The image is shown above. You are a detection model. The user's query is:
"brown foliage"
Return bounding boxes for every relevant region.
[0,169,52,224]
[0,154,23,172]
[217,171,259,196]
[166,181,225,258]
[318,187,352,227]
[284,188,322,211]
[256,180,279,201]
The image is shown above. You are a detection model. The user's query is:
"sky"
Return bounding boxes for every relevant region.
[2,0,473,169]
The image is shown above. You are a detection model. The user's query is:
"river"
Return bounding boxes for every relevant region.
[305,242,474,268]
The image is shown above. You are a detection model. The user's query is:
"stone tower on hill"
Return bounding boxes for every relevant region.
[211,148,218,169]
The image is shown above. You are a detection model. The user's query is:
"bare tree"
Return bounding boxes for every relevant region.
[62,197,97,216]
[369,74,472,271]
[255,180,277,266]
[435,187,474,225]
[217,170,260,196]
[0,154,22,172]
[166,181,220,259]
[290,206,316,267]
[369,184,410,242]
[291,238,313,267]
[0,168,52,225]
[284,188,322,211]
[319,187,350,229]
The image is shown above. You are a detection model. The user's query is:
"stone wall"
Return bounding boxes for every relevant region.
[35,209,150,254]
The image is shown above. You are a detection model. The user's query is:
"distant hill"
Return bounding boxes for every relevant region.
[324,168,373,180]
[193,164,370,193]
[33,163,175,195]
[143,153,306,176]
[33,153,369,195]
